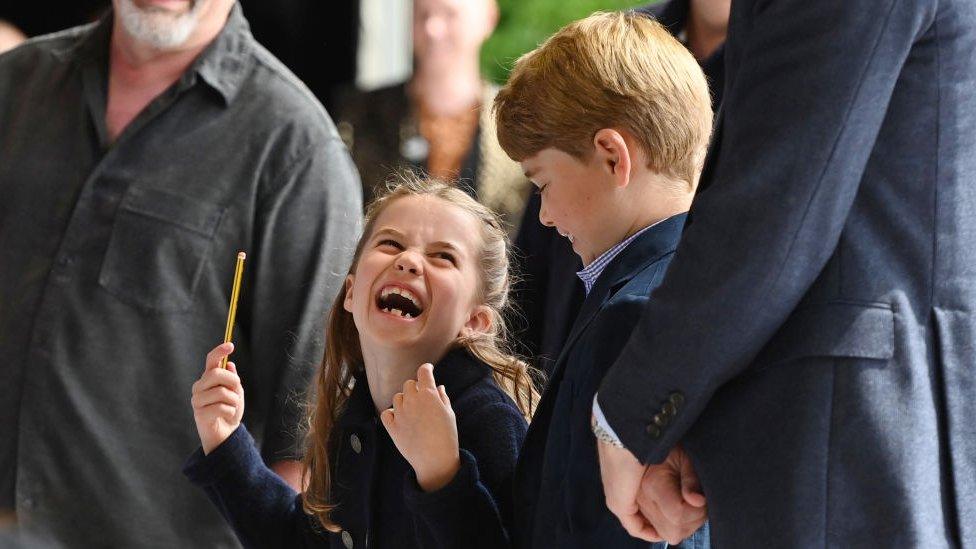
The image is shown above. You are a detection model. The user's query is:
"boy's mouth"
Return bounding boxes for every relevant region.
[375,285,424,319]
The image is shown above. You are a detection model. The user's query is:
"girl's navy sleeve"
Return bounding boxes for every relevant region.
[402,400,527,548]
[183,425,323,549]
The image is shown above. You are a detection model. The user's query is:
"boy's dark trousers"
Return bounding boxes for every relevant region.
[513,213,708,549]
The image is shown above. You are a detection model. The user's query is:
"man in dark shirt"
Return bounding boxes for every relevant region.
[0,0,362,546]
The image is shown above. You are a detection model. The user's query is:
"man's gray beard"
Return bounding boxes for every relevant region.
[116,0,206,50]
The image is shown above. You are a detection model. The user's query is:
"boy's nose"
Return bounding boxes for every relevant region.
[394,252,424,275]
[538,201,555,228]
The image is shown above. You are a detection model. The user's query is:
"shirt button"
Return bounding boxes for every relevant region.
[350,434,362,454]
[341,529,354,548]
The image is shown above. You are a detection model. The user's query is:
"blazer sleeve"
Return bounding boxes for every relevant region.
[597,0,936,464]
[183,425,320,548]
[401,402,526,548]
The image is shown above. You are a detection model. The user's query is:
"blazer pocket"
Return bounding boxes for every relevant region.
[754,301,895,367]
[98,185,225,313]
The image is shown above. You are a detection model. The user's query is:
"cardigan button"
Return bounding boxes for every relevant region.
[350,433,362,454]
[341,530,354,548]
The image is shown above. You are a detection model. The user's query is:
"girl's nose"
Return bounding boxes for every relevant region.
[394,252,423,275]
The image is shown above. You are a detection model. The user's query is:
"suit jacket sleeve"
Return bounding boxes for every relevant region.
[597,0,935,463]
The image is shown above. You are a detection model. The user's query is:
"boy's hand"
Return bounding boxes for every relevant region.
[381,363,460,492]
[191,342,245,455]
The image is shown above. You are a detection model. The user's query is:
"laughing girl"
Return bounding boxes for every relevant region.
[183,177,537,548]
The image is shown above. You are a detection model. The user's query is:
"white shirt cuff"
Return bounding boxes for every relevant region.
[592,394,624,445]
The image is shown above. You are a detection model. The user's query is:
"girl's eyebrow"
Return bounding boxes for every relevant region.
[373,227,406,239]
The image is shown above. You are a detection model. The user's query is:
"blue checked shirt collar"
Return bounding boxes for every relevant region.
[576,221,662,295]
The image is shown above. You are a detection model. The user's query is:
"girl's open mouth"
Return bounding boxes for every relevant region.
[375,285,425,319]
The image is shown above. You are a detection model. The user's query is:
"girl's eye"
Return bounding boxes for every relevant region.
[377,239,403,250]
[433,251,457,266]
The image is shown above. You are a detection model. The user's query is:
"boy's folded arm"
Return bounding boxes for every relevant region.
[402,401,526,548]
[183,424,317,548]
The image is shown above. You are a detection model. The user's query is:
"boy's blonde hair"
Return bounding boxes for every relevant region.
[494,11,713,189]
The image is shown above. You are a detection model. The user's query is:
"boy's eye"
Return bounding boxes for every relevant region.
[377,239,403,250]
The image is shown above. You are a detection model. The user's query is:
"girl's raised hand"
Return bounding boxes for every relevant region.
[381,363,460,492]
[191,342,245,454]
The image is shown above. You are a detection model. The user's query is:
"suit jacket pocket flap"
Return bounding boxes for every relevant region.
[755,301,894,367]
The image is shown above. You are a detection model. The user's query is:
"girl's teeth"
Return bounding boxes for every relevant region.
[405,313,412,318]
[391,308,402,316]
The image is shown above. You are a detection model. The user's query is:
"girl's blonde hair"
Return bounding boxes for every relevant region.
[301,174,540,532]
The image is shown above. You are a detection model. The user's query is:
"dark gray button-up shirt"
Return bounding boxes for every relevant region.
[0,5,362,547]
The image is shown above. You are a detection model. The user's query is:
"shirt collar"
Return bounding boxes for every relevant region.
[57,2,253,106]
[191,2,253,105]
[576,219,666,295]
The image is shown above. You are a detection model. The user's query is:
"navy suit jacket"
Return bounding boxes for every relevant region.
[597,1,976,546]
[514,215,705,549]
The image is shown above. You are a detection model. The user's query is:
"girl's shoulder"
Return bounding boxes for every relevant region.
[434,349,527,426]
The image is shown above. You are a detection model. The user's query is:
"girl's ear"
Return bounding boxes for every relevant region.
[342,275,355,313]
[459,304,493,338]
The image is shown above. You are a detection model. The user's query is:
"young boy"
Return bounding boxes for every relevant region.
[494,11,712,548]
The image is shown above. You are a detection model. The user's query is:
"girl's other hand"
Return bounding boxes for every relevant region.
[191,342,245,455]
[381,363,460,492]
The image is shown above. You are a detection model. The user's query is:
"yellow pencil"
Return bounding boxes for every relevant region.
[220,251,246,369]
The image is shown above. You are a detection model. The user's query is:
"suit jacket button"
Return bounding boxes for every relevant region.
[645,424,662,439]
[652,413,669,428]
[341,530,354,548]
[662,402,677,417]
[669,392,685,408]
[350,434,362,454]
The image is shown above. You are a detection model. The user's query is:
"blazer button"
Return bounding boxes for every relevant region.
[645,424,662,439]
[341,530,354,548]
[669,392,685,408]
[662,402,677,417]
[350,434,362,454]
[652,413,669,428]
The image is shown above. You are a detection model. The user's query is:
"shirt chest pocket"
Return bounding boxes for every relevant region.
[98,185,225,313]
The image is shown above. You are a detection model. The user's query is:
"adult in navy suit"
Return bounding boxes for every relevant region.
[594,0,976,546]
[509,0,728,375]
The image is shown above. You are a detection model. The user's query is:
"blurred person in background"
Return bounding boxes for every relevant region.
[0,0,361,546]
[336,0,529,231]
[0,20,26,53]
[511,0,730,373]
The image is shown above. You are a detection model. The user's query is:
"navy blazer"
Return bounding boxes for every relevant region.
[514,215,707,549]
[597,0,976,546]
[184,348,527,548]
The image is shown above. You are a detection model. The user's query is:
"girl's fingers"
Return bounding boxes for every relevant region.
[379,408,395,432]
[416,363,436,389]
[402,378,418,394]
[192,386,240,410]
[194,368,242,394]
[201,403,238,420]
[438,385,450,407]
[205,342,234,371]
[392,392,404,412]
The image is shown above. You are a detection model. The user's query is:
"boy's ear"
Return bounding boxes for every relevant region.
[460,304,493,338]
[342,275,355,313]
[593,128,632,189]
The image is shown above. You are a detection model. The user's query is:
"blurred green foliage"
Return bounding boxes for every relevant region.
[481,0,655,83]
